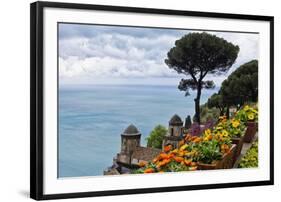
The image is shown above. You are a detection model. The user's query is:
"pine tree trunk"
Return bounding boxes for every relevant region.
[226,106,230,119]
[220,108,224,116]
[194,85,202,124]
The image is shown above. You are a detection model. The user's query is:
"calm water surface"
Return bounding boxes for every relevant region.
[58,85,216,177]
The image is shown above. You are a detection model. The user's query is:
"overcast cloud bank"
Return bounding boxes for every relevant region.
[59,23,258,86]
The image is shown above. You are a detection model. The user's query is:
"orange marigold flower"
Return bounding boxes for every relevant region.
[164,145,173,153]
[138,161,148,167]
[178,151,185,157]
[192,137,202,143]
[173,156,184,163]
[190,162,197,167]
[221,144,229,150]
[156,159,171,168]
[184,134,192,142]
[159,153,169,160]
[163,158,171,165]
[184,159,192,166]
[168,153,175,159]
[221,144,230,153]
[178,140,185,147]
[144,168,154,173]
[152,157,159,163]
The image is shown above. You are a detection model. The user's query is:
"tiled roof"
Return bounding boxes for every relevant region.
[131,146,161,162]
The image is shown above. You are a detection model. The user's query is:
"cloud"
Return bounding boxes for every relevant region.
[59,24,259,86]
[59,56,178,78]
[59,32,181,60]
[59,23,185,39]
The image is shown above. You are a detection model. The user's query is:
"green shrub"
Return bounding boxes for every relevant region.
[146,125,167,149]
[196,105,220,123]
[191,140,223,164]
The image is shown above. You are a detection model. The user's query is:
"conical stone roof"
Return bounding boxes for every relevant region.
[169,114,183,126]
[122,124,141,136]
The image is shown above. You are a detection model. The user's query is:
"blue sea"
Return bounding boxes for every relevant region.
[58,85,217,177]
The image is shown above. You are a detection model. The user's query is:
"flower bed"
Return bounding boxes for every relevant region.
[133,131,233,173]
[213,116,246,164]
[197,144,236,170]
[235,105,258,143]
[132,104,258,174]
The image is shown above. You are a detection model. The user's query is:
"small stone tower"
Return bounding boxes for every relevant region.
[117,124,141,165]
[121,124,141,154]
[168,114,184,137]
[162,114,184,150]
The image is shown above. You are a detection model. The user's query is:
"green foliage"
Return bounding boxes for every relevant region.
[191,140,223,164]
[197,104,220,123]
[208,93,225,115]
[131,168,144,174]
[132,162,156,174]
[220,60,258,108]
[146,125,167,149]
[164,161,191,172]
[226,121,245,138]
[165,32,239,123]
[238,141,258,168]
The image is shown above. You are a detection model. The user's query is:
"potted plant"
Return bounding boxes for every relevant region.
[187,131,235,170]
[196,144,236,170]
[213,118,246,164]
[236,105,258,143]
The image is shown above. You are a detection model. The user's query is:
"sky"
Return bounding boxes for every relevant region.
[58,23,259,87]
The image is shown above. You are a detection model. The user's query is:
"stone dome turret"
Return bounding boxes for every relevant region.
[169,114,183,126]
[122,124,141,136]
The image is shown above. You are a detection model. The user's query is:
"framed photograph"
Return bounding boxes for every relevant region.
[30,1,274,200]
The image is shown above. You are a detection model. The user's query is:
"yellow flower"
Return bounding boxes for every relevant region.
[204,129,211,136]
[248,113,255,120]
[171,149,179,154]
[222,130,229,137]
[232,120,240,128]
[214,134,220,140]
[252,109,258,114]
[216,126,223,130]
[244,105,250,111]
[178,151,186,157]
[179,144,188,151]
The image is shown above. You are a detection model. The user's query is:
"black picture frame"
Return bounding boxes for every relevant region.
[30,1,274,200]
